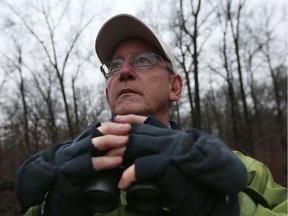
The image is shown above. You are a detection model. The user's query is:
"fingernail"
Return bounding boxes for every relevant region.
[115,115,123,120]
[119,123,131,130]
[118,180,124,189]
[113,157,123,164]
[116,136,127,143]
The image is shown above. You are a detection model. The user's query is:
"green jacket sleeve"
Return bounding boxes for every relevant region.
[235,151,287,216]
[23,206,39,216]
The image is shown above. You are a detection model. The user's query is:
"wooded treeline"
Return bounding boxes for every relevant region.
[142,0,286,185]
[0,1,286,213]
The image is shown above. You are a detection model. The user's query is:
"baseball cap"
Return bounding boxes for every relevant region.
[95,14,176,73]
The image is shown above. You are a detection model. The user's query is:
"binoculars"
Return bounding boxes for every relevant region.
[80,167,166,213]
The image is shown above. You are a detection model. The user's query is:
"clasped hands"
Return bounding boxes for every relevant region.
[91,114,147,190]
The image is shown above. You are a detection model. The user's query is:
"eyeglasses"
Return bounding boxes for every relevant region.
[100,52,172,79]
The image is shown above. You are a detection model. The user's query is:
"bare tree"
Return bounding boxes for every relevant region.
[253,3,287,147]
[171,0,216,128]
[0,0,112,152]
[31,67,60,144]
[3,0,100,138]
[0,70,8,99]
[0,27,32,155]
[226,0,256,153]
[259,15,286,122]
[208,0,244,149]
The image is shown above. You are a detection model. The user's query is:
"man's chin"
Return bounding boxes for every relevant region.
[113,107,146,116]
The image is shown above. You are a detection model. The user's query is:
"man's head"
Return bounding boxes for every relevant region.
[95,14,182,124]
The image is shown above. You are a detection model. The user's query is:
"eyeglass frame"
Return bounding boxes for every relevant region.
[100,52,175,79]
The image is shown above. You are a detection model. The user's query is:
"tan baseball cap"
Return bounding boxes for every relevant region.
[95,13,175,70]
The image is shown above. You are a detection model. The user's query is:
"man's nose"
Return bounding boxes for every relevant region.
[119,60,136,81]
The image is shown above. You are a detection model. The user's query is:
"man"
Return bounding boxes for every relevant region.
[15,14,286,216]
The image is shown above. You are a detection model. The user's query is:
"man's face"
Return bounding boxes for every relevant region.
[105,39,180,121]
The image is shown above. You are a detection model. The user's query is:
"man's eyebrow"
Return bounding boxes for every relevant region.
[110,55,122,60]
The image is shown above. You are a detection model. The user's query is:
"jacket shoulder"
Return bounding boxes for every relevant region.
[234,151,287,214]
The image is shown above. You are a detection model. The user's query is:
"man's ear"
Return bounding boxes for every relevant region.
[169,74,182,102]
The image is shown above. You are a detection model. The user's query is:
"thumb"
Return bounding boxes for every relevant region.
[118,164,136,189]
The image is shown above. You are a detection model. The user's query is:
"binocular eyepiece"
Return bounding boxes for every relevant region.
[80,167,166,213]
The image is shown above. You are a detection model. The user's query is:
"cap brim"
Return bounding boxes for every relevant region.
[95,14,167,64]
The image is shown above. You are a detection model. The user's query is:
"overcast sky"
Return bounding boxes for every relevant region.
[108,0,145,16]
[0,0,286,86]
[106,0,286,16]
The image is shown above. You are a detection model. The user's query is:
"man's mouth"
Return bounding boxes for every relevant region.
[118,88,139,96]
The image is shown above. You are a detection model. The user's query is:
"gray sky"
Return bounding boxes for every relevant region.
[109,0,145,16]
[0,0,286,87]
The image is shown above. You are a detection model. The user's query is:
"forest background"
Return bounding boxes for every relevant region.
[0,0,286,215]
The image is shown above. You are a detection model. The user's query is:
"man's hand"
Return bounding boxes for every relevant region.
[91,122,131,170]
[115,115,148,188]
[92,115,147,189]
[91,115,157,190]
[118,164,136,189]
[114,114,147,124]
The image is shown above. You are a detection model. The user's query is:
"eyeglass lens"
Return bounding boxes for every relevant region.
[104,53,158,74]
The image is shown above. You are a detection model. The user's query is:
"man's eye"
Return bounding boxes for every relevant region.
[109,60,122,72]
[134,55,152,66]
